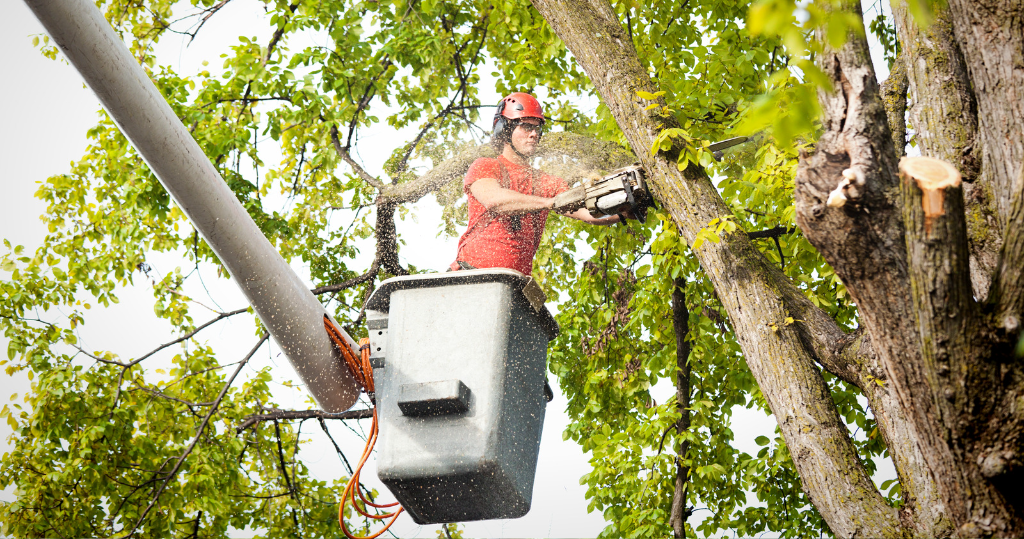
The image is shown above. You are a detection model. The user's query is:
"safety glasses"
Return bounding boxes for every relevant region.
[516,122,544,135]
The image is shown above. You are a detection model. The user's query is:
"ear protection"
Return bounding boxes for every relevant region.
[492,99,509,141]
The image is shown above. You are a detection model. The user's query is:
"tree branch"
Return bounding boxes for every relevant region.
[122,333,269,538]
[128,307,249,367]
[131,382,213,410]
[184,0,232,45]
[668,277,692,538]
[272,420,298,504]
[235,408,373,433]
[746,225,794,239]
[330,124,385,190]
[879,50,908,158]
[317,417,355,475]
[311,262,380,295]
[990,175,1024,333]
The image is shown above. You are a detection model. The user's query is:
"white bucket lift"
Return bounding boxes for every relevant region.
[23,0,564,525]
[363,269,559,524]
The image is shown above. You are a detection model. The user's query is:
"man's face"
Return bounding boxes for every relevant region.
[510,117,543,155]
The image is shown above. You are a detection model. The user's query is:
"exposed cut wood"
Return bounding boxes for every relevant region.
[900,156,962,231]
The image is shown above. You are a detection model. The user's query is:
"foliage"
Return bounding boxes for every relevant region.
[1,0,902,537]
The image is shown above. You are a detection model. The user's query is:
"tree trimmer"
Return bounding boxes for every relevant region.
[551,136,749,221]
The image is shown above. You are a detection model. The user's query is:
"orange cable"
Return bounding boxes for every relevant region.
[324,316,404,539]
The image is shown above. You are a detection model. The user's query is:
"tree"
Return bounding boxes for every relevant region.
[529,0,1024,537]
[2,0,1022,538]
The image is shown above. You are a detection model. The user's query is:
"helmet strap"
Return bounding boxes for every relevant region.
[509,138,529,161]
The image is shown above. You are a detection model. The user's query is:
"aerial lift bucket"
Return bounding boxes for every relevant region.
[362,268,559,524]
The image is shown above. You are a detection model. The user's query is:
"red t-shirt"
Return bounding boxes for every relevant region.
[452,156,568,275]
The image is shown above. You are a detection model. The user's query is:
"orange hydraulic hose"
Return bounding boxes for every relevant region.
[324,316,404,539]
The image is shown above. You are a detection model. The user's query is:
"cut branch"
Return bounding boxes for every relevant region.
[72,307,248,368]
[900,156,976,426]
[236,408,373,433]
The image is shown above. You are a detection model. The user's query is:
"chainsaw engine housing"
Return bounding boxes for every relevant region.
[584,164,654,222]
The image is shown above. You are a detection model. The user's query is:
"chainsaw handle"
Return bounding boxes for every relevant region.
[551,186,587,213]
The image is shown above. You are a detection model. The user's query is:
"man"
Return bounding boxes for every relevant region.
[450,92,623,274]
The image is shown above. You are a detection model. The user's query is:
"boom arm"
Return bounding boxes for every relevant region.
[23,0,362,411]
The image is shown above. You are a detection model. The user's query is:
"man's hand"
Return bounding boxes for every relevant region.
[566,208,622,226]
[551,186,586,213]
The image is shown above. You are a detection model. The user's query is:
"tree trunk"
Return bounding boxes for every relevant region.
[530,0,902,536]
[944,0,1024,232]
[889,0,1000,300]
[668,277,691,538]
[532,0,1024,536]
[797,1,1024,535]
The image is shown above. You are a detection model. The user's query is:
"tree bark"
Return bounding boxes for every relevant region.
[668,277,691,538]
[529,0,901,536]
[879,51,908,158]
[798,1,1024,535]
[944,0,1024,232]
[889,0,1000,300]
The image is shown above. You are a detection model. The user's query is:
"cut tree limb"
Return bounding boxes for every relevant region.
[899,156,977,439]
[890,0,998,300]
[899,154,1024,535]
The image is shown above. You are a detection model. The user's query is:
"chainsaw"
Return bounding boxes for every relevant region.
[552,137,749,222]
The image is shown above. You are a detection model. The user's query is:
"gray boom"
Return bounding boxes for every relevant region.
[24,0,360,411]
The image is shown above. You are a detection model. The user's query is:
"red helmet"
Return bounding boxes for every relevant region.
[492,92,545,149]
[494,92,545,126]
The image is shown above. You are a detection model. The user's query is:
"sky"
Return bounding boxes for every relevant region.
[0,1,898,537]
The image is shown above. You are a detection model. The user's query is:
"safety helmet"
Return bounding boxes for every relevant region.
[492,92,545,150]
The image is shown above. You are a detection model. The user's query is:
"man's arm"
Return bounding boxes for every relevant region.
[470,177,626,225]
[469,177,553,214]
[565,208,622,226]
